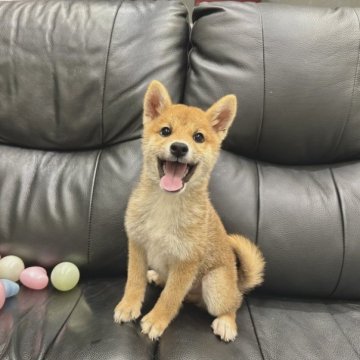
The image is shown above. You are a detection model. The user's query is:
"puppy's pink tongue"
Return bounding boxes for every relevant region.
[160,161,187,192]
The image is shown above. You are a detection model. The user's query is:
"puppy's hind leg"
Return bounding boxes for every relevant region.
[202,266,242,342]
[212,312,237,343]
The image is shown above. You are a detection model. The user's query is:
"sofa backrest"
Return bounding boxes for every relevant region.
[187,2,360,166]
[0,0,188,276]
[187,2,360,299]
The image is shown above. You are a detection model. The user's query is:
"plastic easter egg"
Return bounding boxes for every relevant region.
[0,279,20,297]
[0,256,25,282]
[0,282,5,310]
[50,262,80,291]
[20,267,49,290]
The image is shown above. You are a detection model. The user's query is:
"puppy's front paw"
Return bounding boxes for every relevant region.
[141,311,169,341]
[114,299,141,323]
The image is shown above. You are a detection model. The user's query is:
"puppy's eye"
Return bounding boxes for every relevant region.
[160,127,172,137]
[193,132,205,143]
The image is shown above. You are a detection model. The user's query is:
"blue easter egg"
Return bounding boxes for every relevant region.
[0,279,20,298]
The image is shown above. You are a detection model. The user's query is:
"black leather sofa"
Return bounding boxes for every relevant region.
[1,1,360,359]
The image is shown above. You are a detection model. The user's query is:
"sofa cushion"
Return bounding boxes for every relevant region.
[159,296,360,360]
[186,2,360,165]
[0,140,142,276]
[248,296,360,360]
[0,0,188,150]
[0,278,157,359]
[210,151,360,299]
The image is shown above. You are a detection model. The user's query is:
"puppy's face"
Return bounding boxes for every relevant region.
[142,81,237,194]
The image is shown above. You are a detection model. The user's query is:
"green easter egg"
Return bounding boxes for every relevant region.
[50,262,80,291]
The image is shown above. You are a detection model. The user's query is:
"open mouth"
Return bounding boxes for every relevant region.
[157,158,197,193]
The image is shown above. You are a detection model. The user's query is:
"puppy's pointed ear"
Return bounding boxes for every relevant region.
[206,95,237,140]
[143,80,172,124]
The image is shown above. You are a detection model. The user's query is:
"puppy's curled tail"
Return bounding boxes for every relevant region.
[228,234,265,293]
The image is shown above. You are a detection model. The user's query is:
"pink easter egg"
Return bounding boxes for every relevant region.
[20,267,49,290]
[0,282,5,309]
[31,266,47,274]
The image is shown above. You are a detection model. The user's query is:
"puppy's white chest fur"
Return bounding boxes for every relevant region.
[127,190,195,279]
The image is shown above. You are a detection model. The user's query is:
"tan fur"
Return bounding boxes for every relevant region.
[228,234,265,293]
[114,80,265,342]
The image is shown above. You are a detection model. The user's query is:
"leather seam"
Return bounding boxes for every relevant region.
[255,161,261,245]
[246,298,266,360]
[332,8,360,159]
[0,134,141,154]
[87,149,103,268]
[255,4,266,155]
[329,168,346,297]
[153,339,160,360]
[42,286,84,358]
[0,290,50,355]
[100,0,124,145]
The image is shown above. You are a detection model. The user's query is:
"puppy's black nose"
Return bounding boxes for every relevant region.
[170,142,188,157]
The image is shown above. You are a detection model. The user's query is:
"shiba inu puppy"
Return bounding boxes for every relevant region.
[114,80,265,342]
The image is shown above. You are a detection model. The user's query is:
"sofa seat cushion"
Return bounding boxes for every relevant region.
[158,297,360,360]
[1,278,360,360]
[248,297,360,360]
[0,278,157,359]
